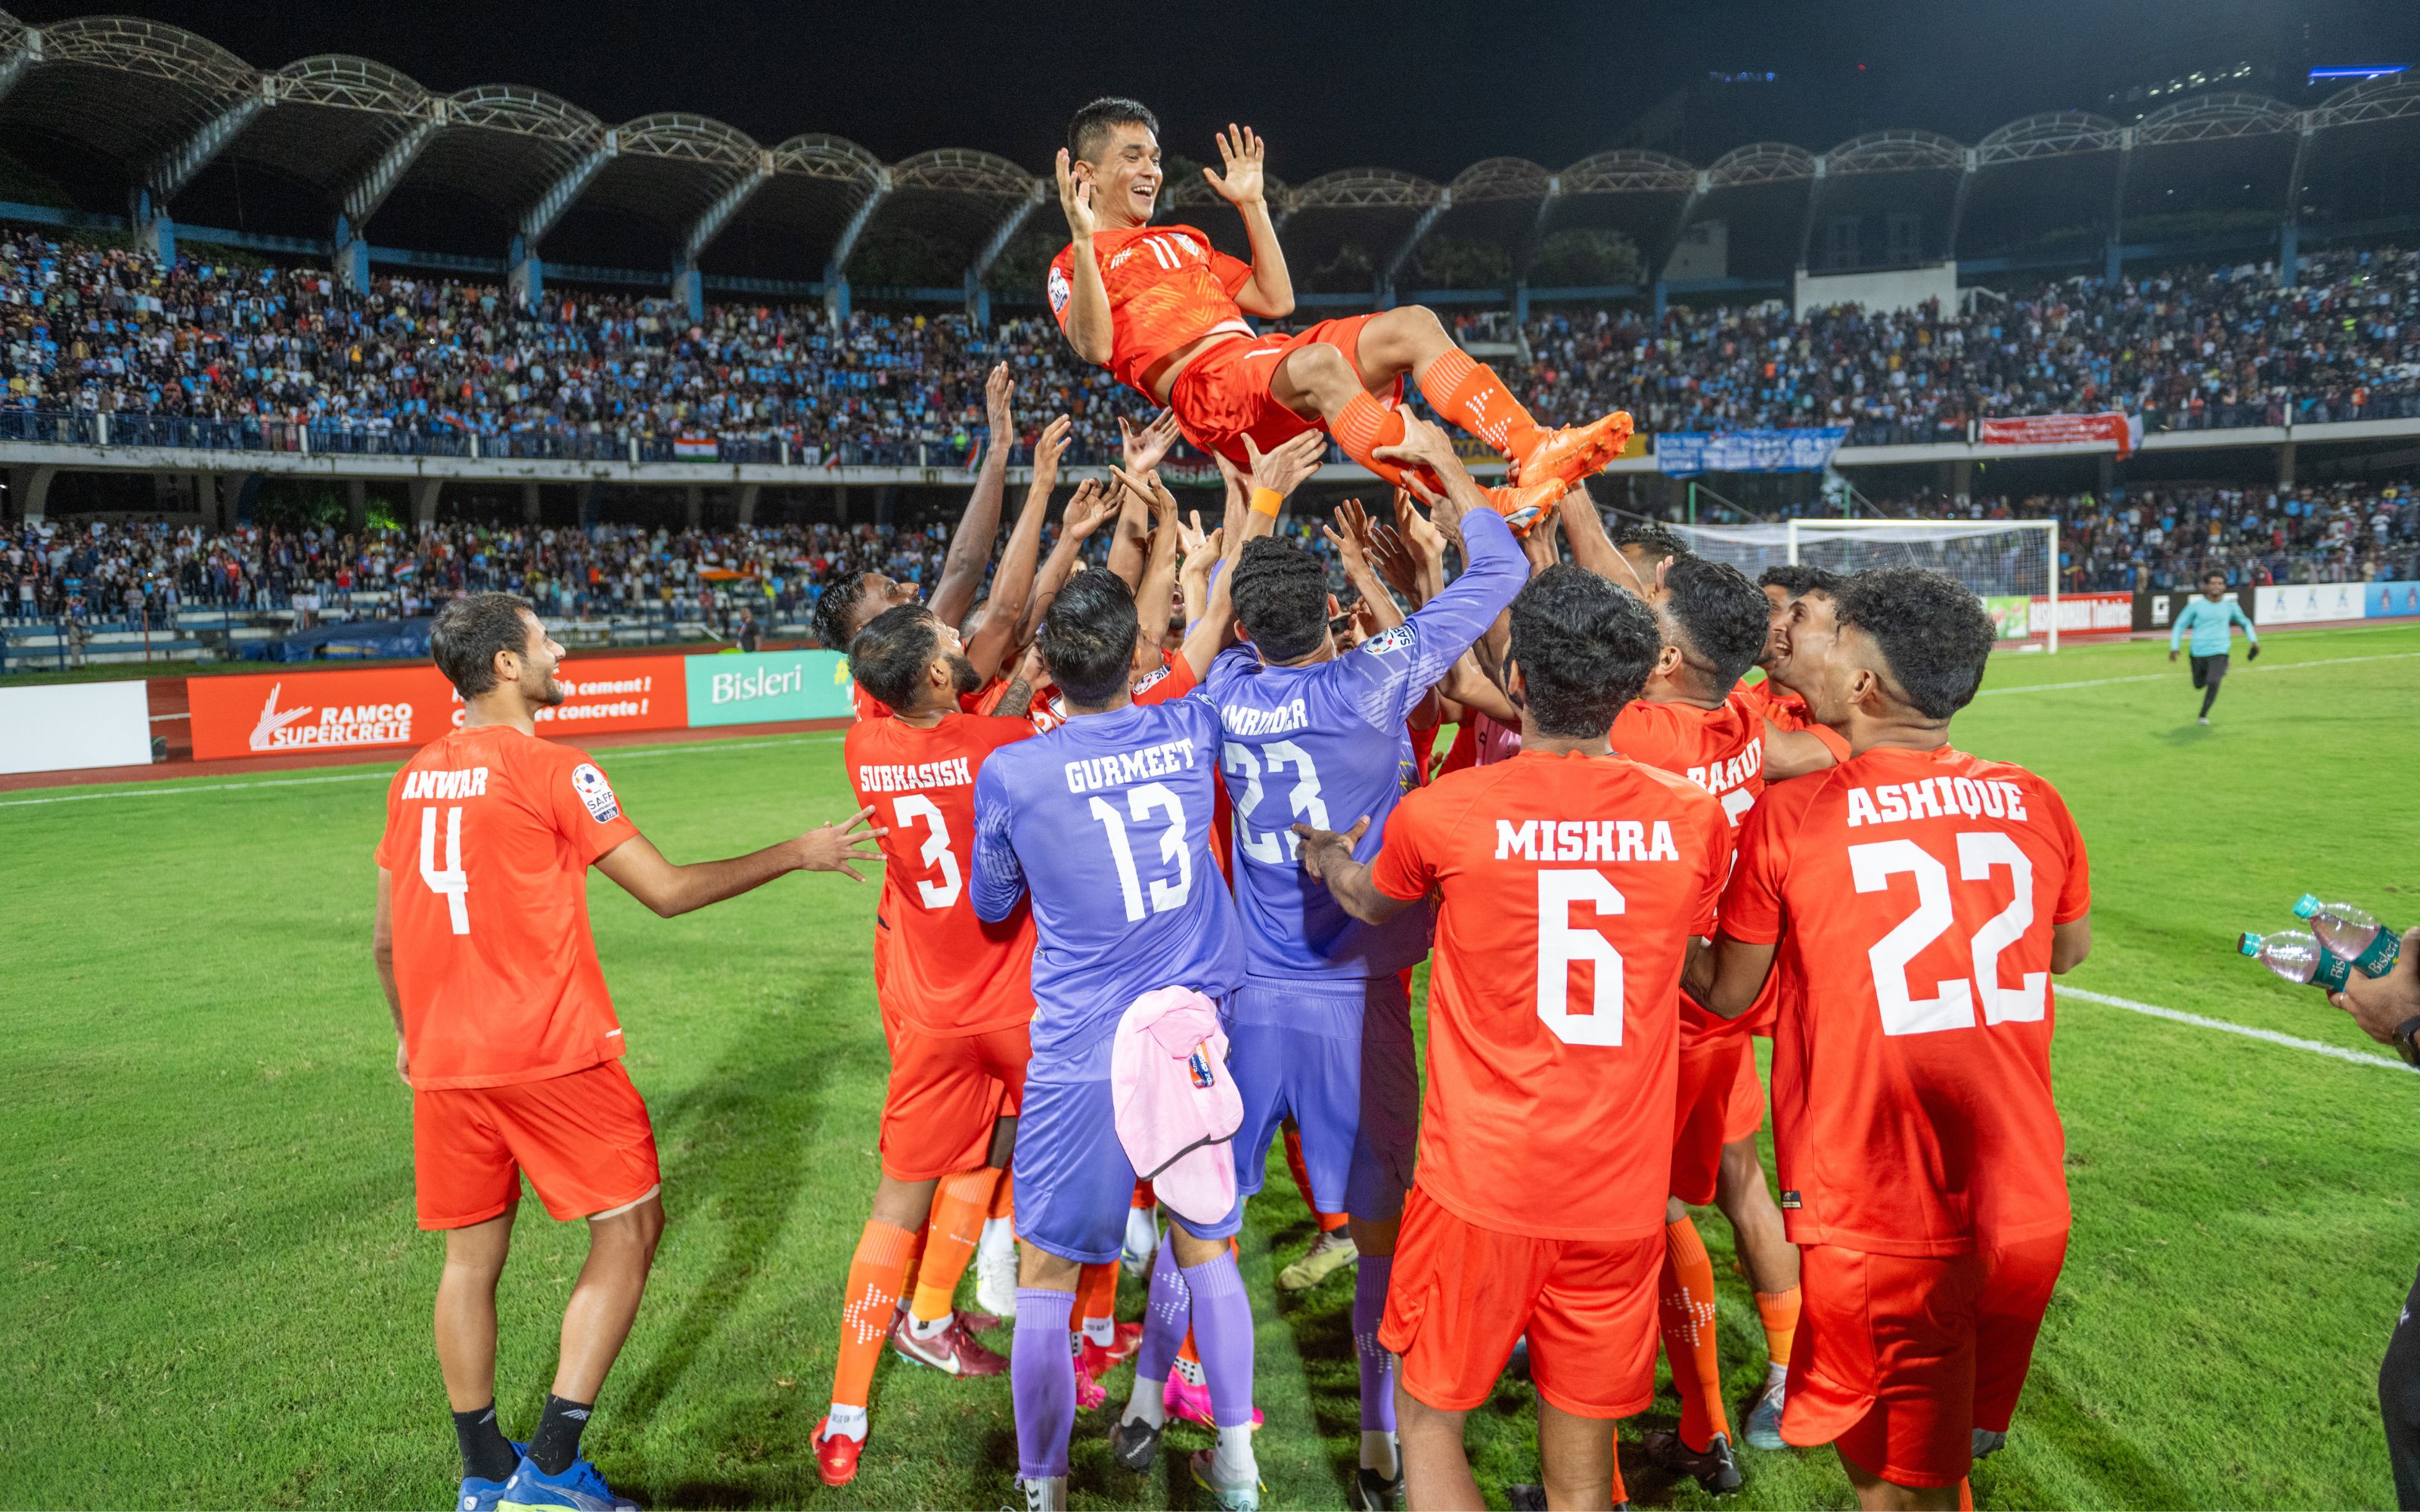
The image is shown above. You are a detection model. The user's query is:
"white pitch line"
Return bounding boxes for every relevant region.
[1981,649,2420,696]
[0,732,847,807]
[2057,984,2415,1074]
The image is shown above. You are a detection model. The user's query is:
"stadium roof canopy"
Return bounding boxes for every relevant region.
[0,10,2414,308]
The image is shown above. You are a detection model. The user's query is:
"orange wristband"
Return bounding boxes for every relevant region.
[1249,487,1282,517]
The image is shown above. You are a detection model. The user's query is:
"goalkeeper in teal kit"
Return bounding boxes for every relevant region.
[2169,570,2259,724]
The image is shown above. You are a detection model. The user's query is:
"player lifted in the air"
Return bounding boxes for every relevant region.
[1050,98,1631,534]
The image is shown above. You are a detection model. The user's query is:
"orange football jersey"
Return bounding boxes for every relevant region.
[1612,692,1769,1042]
[1370,748,1730,1241]
[1050,225,1255,397]
[845,711,1039,1037]
[1720,743,2090,1257]
[372,725,641,1091]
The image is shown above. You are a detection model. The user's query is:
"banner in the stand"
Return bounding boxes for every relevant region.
[1978,411,2144,459]
[2257,581,2366,625]
[1655,427,1847,476]
[2366,581,2420,619]
[190,666,455,760]
[1981,592,2133,641]
[684,649,858,727]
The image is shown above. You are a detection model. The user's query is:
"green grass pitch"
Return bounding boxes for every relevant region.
[4,625,2417,1509]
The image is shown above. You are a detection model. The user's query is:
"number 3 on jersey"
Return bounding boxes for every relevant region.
[891,795,963,908]
[1224,739,1329,862]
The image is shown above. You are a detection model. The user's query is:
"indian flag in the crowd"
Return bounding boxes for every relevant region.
[673,432,717,458]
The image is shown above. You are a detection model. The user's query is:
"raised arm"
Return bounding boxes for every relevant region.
[1131,467,1184,652]
[1017,479,1115,646]
[1324,499,1403,634]
[965,413,1069,682]
[593,808,886,918]
[1204,126,1293,319]
[929,364,1013,628]
[1557,485,1629,583]
[1052,152,1115,365]
[1175,429,1325,678]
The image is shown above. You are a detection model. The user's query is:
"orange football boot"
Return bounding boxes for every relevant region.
[1486,478,1568,538]
[1509,411,1635,488]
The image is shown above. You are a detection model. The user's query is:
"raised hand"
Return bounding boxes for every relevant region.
[1203,124,1267,207]
[1055,148,1098,238]
[796,804,888,882]
[1062,479,1115,538]
[1245,429,1328,500]
[1107,463,1181,522]
[1030,414,1073,490]
[1393,486,1446,559]
[1120,408,1184,475]
[1366,520,1419,596]
[985,362,1012,434]
[1370,413,1460,481]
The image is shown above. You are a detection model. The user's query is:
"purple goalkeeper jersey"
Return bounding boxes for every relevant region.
[972,690,1241,1073]
[1203,505,1527,981]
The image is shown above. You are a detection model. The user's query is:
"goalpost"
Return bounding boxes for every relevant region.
[1667,517,2065,652]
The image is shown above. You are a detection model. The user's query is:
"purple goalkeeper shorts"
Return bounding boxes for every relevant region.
[1227,973,1417,1222]
[1013,1052,1245,1265]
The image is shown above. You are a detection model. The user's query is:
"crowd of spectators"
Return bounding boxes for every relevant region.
[0,230,1128,463]
[3,230,2418,461]
[0,516,965,630]
[6,478,2413,632]
[1460,246,2420,442]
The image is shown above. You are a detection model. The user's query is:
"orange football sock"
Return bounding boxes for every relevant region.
[897,1227,926,1308]
[830,1219,917,1410]
[1331,391,1440,494]
[1659,1216,1731,1452]
[1281,1124,1348,1232]
[1959,1477,1975,1511]
[989,1171,1015,1222]
[910,1170,995,1323]
[1075,1260,1118,1334]
[1415,347,1540,458]
[1609,1437,1628,1506]
[1754,1286,1802,1372]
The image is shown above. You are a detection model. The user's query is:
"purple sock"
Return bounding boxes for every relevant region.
[1011,1288,1076,1480]
[1181,1253,1257,1430]
[1134,1234,1190,1384]
[1354,1253,1397,1434]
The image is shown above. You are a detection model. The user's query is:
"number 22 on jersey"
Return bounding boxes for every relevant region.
[1850,831,2046,1036]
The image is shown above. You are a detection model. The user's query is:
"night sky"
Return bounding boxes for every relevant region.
[14,0,2420,178]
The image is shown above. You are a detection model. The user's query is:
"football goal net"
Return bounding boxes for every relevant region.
[1667,517,2064,651]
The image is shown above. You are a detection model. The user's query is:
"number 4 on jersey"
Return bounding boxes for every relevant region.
[419,805,469,935]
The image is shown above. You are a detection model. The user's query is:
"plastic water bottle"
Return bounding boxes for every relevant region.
[2238,928,2353,990]
[2293,896,2403,978]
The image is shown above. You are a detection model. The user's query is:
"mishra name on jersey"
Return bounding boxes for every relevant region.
[1845,775,2032,828]
[857,756,975,794]
[1494,816,1685,863]
[1062,735,1204,795]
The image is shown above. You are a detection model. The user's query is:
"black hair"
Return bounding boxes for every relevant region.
[1068,98,1159,163]
[811,572,870,652]
[1039,569,1140,705]
[1757,563,1843,600]
[1507,564,1661,739]
[1832,566,1996,720]
[849,604,944,711]
[1612,519,1689,566]
[1661,556,1771,692]
[1227,536,1329,663]
[431,591,536,698]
